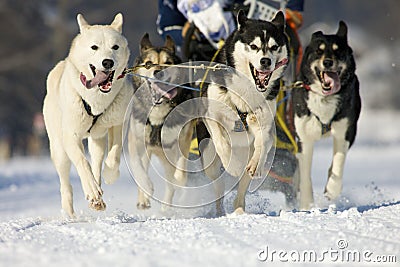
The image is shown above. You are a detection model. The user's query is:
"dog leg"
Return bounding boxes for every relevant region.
[246,113,272,177]
[173,124,194,187]
[103,125,122,184]
[205,119,243,177]
[137,189,150,209]
[50,141,74,217]
[136,153,152,210]
[136,152,152,209]
[62,134,105,211]
[202,139,225,216]
[128,130,154,209]
[324,137,349,200]
[161,160,177,211]
[298,140,314,210]
[88,136,106,186]
[233,172,252,214]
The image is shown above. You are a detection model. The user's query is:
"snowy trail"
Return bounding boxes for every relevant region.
[0,109,400,266]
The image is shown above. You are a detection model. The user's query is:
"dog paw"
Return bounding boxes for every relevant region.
[83,179,103,202]
[161,203,173,213]
[246,158,259,177]
[89,198,106,211]
[103,165,120,185]
[227,207,246,217]
[299,199,313,211]
[137,200,151,210]
[324,176,342,200]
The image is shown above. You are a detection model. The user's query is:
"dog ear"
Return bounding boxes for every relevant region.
[336,21,348,40]
[77,14,90,32]
[164,35,176,54]
[111,13,123,33]
[271,11,285,31]
[311,31,323,40]
[140,33,152,52]
[237,10,247,30]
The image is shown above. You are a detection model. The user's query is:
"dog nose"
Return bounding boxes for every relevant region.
[260,57,272,67]
[323,58,334,68]
[102,59,114,69]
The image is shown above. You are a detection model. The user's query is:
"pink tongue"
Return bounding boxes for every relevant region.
[323,72,341,95]
[80,71,109,89]
[257,71,271,82]
[151,82,177,99]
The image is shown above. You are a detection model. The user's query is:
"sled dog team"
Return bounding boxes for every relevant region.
[43,12,360,218]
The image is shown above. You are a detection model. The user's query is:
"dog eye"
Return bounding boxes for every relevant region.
[144,61,153,69]
[91,45,98,50]
[316,49,324,55]
[164,61,173,65]
[112,45,119,50]
[271,45,279,51]
[250,44,258,50]
[270,45,279,51]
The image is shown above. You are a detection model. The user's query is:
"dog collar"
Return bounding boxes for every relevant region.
[116,68,127,80]
[293,81,312,91]
[303,83,312,91]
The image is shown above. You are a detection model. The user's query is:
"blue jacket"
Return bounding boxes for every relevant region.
[157,0,304,45]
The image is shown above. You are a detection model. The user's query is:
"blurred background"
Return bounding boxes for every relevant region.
[0,0,399,159]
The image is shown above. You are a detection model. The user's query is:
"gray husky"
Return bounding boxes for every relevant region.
[128,34,196,210]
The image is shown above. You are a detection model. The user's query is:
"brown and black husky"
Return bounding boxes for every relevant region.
[127,34,196,210]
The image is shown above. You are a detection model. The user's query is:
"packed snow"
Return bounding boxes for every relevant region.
[0,108,399,267]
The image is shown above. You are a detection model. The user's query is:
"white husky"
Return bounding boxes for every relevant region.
[43,13,133,217]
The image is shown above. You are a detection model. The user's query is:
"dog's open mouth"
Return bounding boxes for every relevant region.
[249,59,288,92]
[250,64,272,92]
[316,67,341,95]
[148,80,178,105]
[80,64,115,93]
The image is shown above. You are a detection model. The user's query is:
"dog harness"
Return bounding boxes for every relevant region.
[82,98,102,133]
[314,114,332,135]
[80,69,127,133]
[146,119,175,149]
[234,107,248,132]
[294,82,332,135]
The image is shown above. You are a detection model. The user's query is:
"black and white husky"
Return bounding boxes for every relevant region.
[292,22,361,210]
[201,10,289,215]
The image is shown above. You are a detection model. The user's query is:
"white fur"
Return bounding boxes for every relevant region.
[307,93,339,125]
[268,37,277,49]
[43,13,132,218]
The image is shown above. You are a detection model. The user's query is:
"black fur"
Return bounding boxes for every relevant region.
[293,21,361,148]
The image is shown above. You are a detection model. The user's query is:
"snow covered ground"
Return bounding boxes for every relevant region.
[1,109,400,267]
